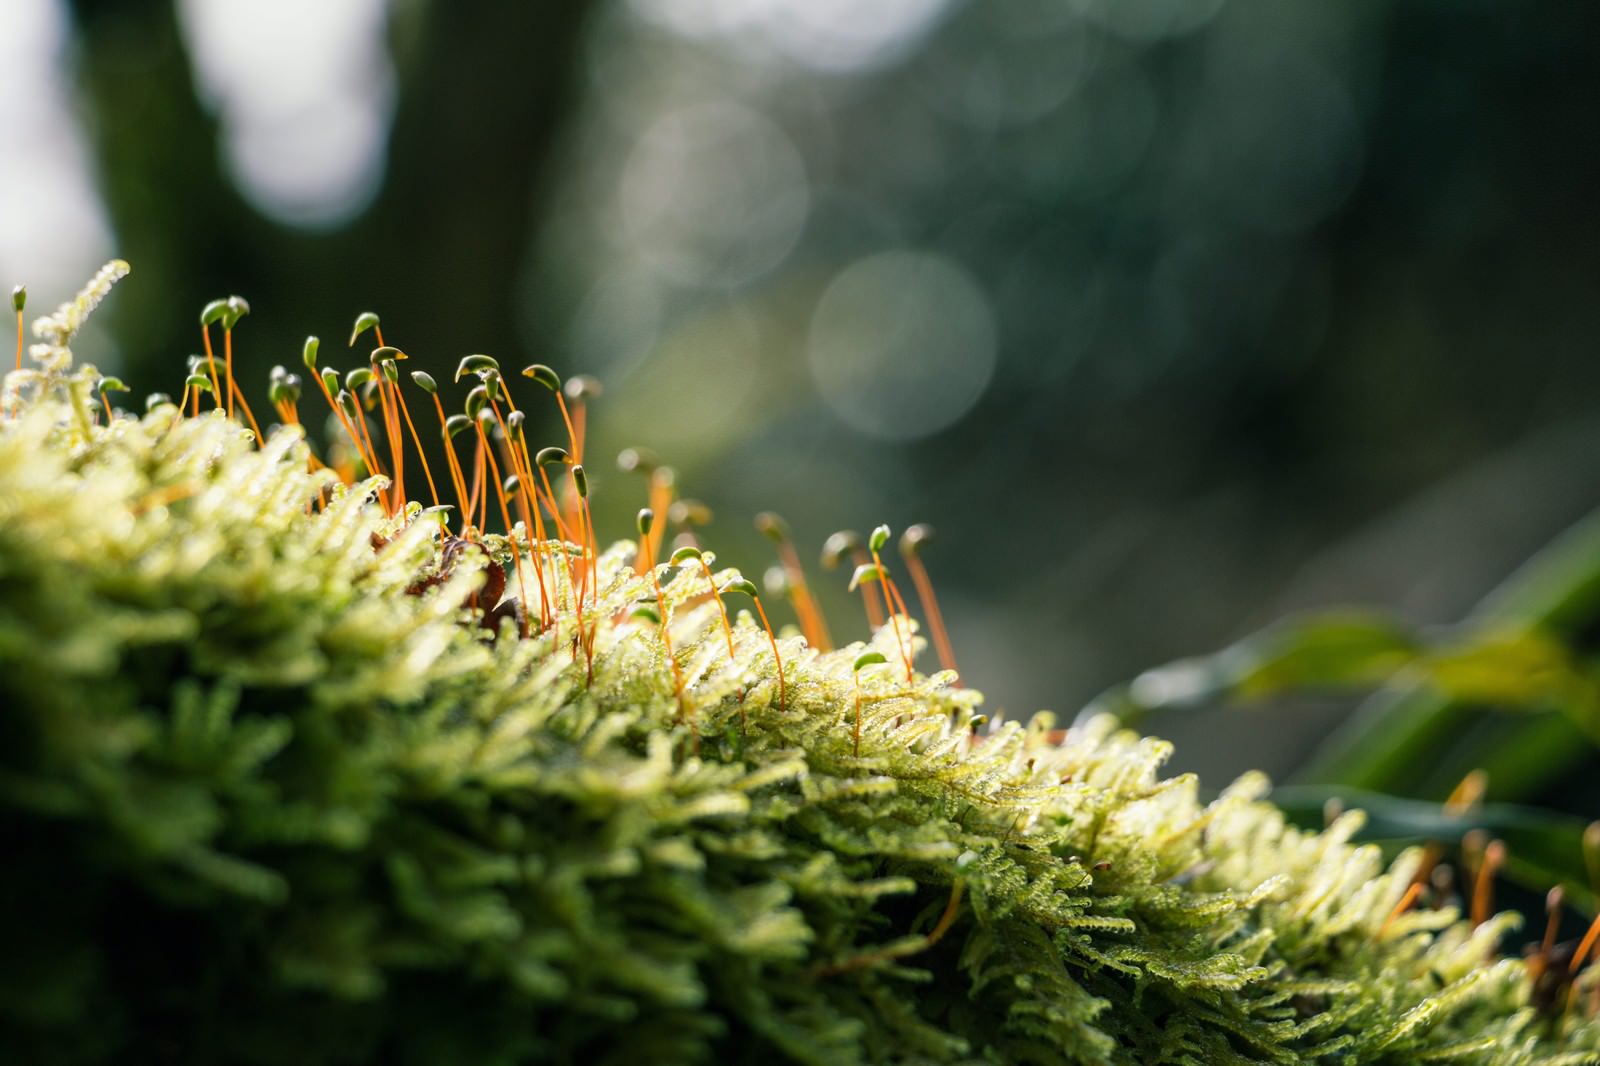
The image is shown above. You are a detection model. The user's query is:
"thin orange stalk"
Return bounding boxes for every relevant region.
[1540,887,1564,962]
[223,325,235,419]
[311,369,374,479]
[464,437,485,531]
[854,546,887,629]
[577,492,598,682]
[572,396,588,462]
[533,468,583,623]
[645,470,673,570]
[349,397,385,486]
[868,545,914,682]
[493,396,558,611]
[199,325,224,411]
[648,557,692,745]
[699,558,737,662]
[581,493,599,609]
[1472,839,1505,928]
[428,393,471,533]
[534,466,580,569]
[751,594,786,712]
[473,422,530,639]
[1378,882,1424,939]
[777,540,831,650]
[371,374,403,513]
[697,554,742,727]
[392,380,439,508]
[1571,910,1600,974]
[489,425,551,628]
[505,476,552,629]
[531,388,584,537]
[903,544,958,677]
[12,301,22,418]
[386,381,405,511]
[221,329,263,443]
[8,300,18,416]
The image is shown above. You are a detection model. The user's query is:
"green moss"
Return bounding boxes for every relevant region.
[1,265,1597,1064]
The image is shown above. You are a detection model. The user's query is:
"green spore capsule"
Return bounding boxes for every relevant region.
[349,311,380,346]
[522,363,560,392]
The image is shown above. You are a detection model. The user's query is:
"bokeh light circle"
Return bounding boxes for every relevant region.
[620,102,809,288]
[807,251,996,440]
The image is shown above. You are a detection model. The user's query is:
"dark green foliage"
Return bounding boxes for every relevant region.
[2,268,1598,1064]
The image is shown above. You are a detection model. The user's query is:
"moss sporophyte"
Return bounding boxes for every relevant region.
[3,261,1600,1064]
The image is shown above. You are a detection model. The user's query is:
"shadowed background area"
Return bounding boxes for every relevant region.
[5,0,1600,802]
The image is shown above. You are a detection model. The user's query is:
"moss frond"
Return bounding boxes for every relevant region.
[1,263,1598,1064]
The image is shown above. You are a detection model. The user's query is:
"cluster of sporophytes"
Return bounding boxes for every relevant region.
[4,263,1600,1065]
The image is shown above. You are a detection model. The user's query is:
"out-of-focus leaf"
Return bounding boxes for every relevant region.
[1304,508,1600,794]
[1229,612,1421,697]
[1088,507,1600,805]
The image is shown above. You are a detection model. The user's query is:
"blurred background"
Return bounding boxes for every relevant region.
[6,0,1600,818]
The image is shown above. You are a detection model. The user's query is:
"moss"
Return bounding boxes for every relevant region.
[1,264,1597,1064]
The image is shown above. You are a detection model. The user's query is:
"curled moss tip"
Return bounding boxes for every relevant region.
[443,414,471,440]
[754,511,790,544]
[535,446,569,467]
[669,498,712,528]
[144,392,172,411]
[503,474,522,497]
[564,374,602,401]
[720,578,759,599]
[900,523,933,557]
[464,385,489,420]
[184,372,212,392]
[522,363,560,392]
[617,446,659,474]
[11,284,24,313]
[848,562,884,592]
[222,295,250,329]
[637,507,655,537]
[302,336,320,370]
[410,371,437,395]
[320,368,340,396]
[200,298,229,327]
[505,410,525,440]
[669,545,703,565]
[345,367,373,392]
[821,530,861,569]
[349,311,380,347]
[98,376,128,393]
[370,345,401,366]
[456,353,499,381]
[572,464,589,498]
[869,524,891,553]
